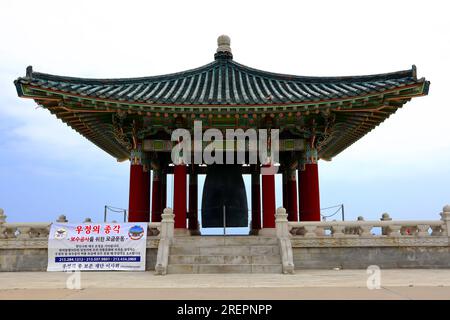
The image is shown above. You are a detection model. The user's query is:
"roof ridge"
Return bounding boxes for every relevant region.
[230,60,416,83]
[22,61,218,85]
[19,61,416,86]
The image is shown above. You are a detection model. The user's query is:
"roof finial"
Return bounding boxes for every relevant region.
[26,66,33,78]
[215,35,233,60]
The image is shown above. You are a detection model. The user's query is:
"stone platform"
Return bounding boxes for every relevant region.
[1,206,450,273]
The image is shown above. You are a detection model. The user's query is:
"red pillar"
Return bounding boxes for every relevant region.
[188,166,199,231]
[128,163,150,222]
[261,165,276,228]
[282,170,288,210]
[298,163,321,221]
[287,169,298,221]
[251,166,261,231]
[151,169,162,222]
[173,164,187,228]
[161,170,167,211]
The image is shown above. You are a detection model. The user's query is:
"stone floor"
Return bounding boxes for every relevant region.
[0,269,450,299]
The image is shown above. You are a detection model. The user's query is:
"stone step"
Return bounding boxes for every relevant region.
[167,264,282,274]
[167,235,282,274]
[170,245,279,256]
[169,254,281,265]
[171,236,278,247]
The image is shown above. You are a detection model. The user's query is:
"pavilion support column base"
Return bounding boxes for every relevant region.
[249,229,260,236]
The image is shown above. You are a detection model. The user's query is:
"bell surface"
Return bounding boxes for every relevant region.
[201,164,248,228]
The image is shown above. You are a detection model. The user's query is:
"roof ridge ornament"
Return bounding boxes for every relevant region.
[26,65,33,78]
[215,35,233,60]
[411,65,417,79]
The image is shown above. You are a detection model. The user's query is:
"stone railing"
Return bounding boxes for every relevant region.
[289,220,446,238]
[0,210,53,240]
[286,205,450,248]
[0,210,162,240]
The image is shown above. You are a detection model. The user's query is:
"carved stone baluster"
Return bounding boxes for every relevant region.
[315,226,325,236]
[401,225,417,236]
[304,225,317,238]
[287,224,295,236]
[43,225,51,238]
[16,226,31,239]
[431,225,443,236]
[387,224,401,237]
[359,225,373,237]
[30,227,41,238]
[331,225,345,237]
[291,226,305,236]
[416,224,430,237]
[296,226,306,236]
[409,226,418,235]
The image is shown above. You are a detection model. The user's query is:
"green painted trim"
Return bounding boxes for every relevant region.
[20,83,426,114]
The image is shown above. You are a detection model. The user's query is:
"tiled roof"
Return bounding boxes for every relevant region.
[15,59,427,107]
[14,36,430,161]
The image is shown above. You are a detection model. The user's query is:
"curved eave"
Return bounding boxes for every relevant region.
[15,79,428,112]
[15,63,425,107]
[48,107,130,161]
[318,100,419,160]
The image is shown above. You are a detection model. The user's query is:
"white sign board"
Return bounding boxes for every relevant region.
[47,223,147,271]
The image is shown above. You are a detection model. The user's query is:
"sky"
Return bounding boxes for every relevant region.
[0,0,449,225]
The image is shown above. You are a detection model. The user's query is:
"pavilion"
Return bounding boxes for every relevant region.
[14,35,429,235]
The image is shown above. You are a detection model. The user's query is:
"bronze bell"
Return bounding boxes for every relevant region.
[201,164,248,228]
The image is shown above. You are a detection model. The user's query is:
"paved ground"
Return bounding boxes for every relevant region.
[0,270,449,299]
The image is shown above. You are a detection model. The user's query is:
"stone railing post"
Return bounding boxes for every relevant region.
[56,215,68,223]
[0,209,6,239]
[0,208,6,224]
[276,207,294,274]
[275,207,289,238]
[155,208,174,275]
[160,208,175,241]
[440,205,450,237]
[380,213,391,235]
